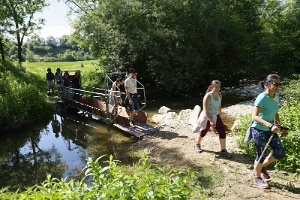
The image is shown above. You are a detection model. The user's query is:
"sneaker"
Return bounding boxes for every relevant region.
[254,177,269,189]
[129,121,136,128]
[195,144,202,153]
[261,167,270,179]
[220,149,233,158]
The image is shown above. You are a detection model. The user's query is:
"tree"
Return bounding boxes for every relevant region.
[0,0,48,65]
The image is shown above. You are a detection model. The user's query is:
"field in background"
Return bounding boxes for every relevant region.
[23,60,100,78]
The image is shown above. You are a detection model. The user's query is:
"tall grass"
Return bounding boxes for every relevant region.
[24,60,106,88]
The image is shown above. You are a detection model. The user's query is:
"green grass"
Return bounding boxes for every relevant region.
[23,60,100,78]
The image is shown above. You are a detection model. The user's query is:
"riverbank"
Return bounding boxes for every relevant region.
[133,87,300,199]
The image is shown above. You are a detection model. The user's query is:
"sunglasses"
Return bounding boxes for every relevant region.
[271,82,281,87]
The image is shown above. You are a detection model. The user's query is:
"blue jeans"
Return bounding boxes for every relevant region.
[251,127,285,163]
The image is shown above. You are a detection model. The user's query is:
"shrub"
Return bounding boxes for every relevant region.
[0,154,206,199]
[0,61,52,133]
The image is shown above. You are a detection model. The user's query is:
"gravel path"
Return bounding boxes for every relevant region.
[133,86,300,199]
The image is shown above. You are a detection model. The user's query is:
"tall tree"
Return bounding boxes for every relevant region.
[0,0,48,65]
[67,0,288,94]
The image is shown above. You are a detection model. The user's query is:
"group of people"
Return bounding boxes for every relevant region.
[48,65,288,189]
[118,70,288,189]
[110,68,141,127]
[193,74,288,189]
[46,68,81,98]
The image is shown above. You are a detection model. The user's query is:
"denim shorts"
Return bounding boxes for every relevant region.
[251,127,285,163]
[128,93,140,112]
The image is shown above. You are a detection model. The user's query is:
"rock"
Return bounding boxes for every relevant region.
[158,106,171,114]
[151,112,178,124]
[188,105,201,125]
[178,109,192,122]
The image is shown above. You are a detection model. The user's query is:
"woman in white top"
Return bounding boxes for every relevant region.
[110,77,125,108]
[195,80,232,157]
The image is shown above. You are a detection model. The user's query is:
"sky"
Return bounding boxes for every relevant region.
[35,0,72,39]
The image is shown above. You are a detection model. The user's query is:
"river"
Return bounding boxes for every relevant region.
[0,92,253,191]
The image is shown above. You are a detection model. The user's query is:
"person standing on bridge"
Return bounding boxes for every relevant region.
[72,70,81,101]
[124,68,140,127]
[110,77,125,114]
[195,80,233,158]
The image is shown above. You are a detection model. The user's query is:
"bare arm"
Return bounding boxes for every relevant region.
[112,84,117,96]
[203,93,212,121]
[252,106,281,133]
[125,86,132,101]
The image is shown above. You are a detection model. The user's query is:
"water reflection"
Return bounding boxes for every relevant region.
[0,110,137,191]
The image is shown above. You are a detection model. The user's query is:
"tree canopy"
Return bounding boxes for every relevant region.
[64,0,300,94]
[0,0,48,64]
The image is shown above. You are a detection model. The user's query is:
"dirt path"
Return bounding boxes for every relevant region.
[133,103,300,199]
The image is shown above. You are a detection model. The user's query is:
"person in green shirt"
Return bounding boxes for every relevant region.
[250,74,288,189]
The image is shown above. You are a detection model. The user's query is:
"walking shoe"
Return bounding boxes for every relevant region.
[261,167,270,179]
[254,177,269,189]
[220,149,233,158]
[195,144,202,153]
[129,121,136,128]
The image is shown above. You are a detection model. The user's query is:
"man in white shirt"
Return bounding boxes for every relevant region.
[124,68,140,127]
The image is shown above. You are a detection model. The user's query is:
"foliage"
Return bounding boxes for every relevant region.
[0,0,48,64]
[0,61,52,133]
[236,76,300,173]
[20,35,95,62]
[66,0,299,95]
[0,154,206,199]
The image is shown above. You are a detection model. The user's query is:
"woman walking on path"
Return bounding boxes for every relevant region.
[195,80,232,158]
[250,74,288,189]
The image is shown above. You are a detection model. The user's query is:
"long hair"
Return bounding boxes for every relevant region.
[206,80,221,93]
[259,74,280,89]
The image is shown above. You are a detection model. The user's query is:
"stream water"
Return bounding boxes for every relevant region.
[0,93,252,190]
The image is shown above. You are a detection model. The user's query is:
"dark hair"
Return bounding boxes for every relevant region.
[259,74,280,89]
[56,68,61,72]
[129,68,137,74]
[47,68,51,72]
[116,77,125,82]
[206,80,221,93]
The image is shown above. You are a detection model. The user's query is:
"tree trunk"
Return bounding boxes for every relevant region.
[17,33,22,65]
[0,37,4,61]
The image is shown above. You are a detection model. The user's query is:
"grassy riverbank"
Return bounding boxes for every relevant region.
[0,60,102,133]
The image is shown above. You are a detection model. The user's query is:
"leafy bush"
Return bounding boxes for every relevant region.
[0,154,206,199]
[0,61,52,133]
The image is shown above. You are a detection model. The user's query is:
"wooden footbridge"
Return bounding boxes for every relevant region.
[60,71,159,138]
